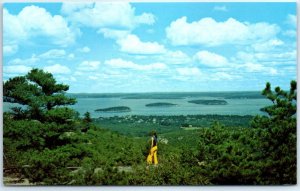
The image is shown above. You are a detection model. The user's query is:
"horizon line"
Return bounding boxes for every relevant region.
[67,90,263,94]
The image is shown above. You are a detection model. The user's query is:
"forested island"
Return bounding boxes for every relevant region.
[95,106,131,112]
[145,102,177,107]
[188,99,228,105]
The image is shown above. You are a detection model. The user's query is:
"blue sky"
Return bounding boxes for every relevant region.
[3,2,297,93]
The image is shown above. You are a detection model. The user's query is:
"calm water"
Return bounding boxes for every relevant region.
[3,92,272,118]
[69,97,270,117]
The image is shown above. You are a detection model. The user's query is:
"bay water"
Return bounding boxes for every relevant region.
[3,92,272,118]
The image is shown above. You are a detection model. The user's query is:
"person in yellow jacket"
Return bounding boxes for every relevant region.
[147,131,158,165]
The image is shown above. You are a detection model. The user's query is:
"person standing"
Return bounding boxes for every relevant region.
[147,131,158,165]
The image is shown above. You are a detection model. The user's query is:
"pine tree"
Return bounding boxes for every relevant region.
[251,80,297,184]
[4,68,77,123]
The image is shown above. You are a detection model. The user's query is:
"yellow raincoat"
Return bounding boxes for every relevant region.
[147,136,158,165]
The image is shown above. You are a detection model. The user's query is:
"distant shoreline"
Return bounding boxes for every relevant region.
[67,91,264,99]
[95,113,255,119]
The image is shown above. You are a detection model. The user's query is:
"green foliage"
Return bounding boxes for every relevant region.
[3,76,40,105]
[82,112,92,132]
[22,149,71,184]
[83,112,92,123]
[26,69,69,96]
[4,68,76,122]
[44,107,78,124]
[195,124,262,184]
[3,78,296,185]
[261,80,296,120]
[250,81,296,184]
[3,116,45,151]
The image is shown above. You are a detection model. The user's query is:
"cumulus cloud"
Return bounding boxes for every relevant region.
[105,58,167,71]
[88,76,99,80]
[56,76,77,83]
[3,6,76,48]
[3,44,19,56]
[7,55,39,65]
[117,34,166,54]
[283,30,296,38]
[194,51,230,67]
[236,49,296,64]
[3,65,32,74]
[99,28,166,55]
[269,68,278,75]
[158,50,191,65]
[286,14,296,28]
[44,64,71,74]
[61,2,155,29]
[243,62,278,75]
[39,49,67,59]
[5,49,72,68]
[3,9,27,44]
[166,17,279,46]
[243,63,265,72]
[282,14,296,38]
[68,53,75,59]
[98,28,130,39]
[61,2,94,15]
[77,61,101,71]
[251,39,284,52]
[213,72,238,80]
[77,46,91,53]
[6,49,70,68]
[213,6,228,12]
[135,12,156,25]
[176,67,201,76]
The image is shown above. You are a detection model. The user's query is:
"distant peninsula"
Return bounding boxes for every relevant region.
[145,102,178,107]
[95,106,131,112]
[188,100,228,105]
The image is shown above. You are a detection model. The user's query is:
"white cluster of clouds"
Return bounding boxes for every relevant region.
[166,17,279,46]
[286,14,296,28]
[98,27,167,55]
[39,49,67,59]
[61,2,155,29]
[77,61,101,72]
[77,46,91,53]
[44,64,71,74]
[116,34,166,55]
[105,59,167,71]
[251,39,284,52]
[61,3,165,56]
[194,51,230,68]
[213,5,228,12]
[3,6,77,54]
[4,48,78,77]
[3,3,297,92]
[4,65,32,76]
[176,67,202,76]
[4,2,155,56]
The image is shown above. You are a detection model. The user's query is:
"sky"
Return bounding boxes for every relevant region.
[2,2,297,93]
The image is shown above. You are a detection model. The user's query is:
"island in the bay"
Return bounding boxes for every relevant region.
[95,106,131,112]
[188,99,228,105]
[145,102,178,107]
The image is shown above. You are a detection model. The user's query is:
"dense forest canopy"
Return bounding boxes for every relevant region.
[3,69,297,185]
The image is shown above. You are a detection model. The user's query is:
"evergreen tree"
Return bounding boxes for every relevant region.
[82,112,92,132]
[83,112,92,123]
[251,80,297,184]
[4,68,77,123]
